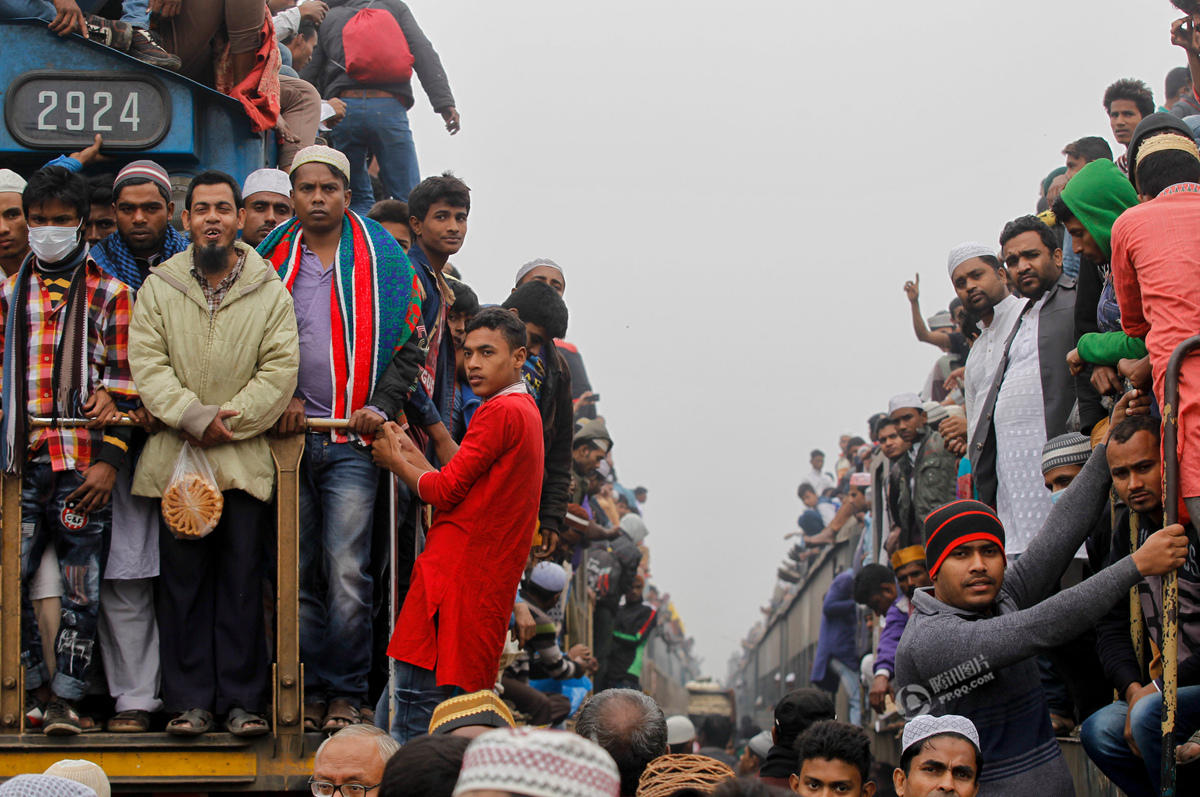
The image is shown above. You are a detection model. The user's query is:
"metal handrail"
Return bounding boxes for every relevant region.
[29,416,352,430]
[1159,334,1200,796]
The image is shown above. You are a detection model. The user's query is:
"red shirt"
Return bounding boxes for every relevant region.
[388,385,544,690]
[1112,182,1200,499]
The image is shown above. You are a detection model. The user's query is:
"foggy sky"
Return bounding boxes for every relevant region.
[402,0,1188,675]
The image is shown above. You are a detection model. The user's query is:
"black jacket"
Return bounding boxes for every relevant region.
[971,277,1079,505]
[1073,255,1108,433]
[301,0,456,111]
[537,341,573,532]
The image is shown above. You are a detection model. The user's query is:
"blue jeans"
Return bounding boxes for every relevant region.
[0,0,104,23]
[829,657,863,726]
[20,462,108,701]
[375,659,454,743]
[329,96,421,214]
[298,434,378,704]
[1080,686,1200,796]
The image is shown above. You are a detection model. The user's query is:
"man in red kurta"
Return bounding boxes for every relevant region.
[373,307,544,742]
[1111,131,1200,521]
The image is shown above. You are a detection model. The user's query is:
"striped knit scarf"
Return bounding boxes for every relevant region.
[258,211,422,428]
[92,225,188,291]
[1,248,92,473]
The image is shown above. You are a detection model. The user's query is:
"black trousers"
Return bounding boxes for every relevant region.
[157,490,269,714]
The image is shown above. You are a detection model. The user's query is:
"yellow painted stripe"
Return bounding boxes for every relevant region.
[0,749,258,780]
[101,435,128,451]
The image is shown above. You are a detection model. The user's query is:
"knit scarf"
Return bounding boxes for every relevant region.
[1,246,93,473]
[92,225,188,291]
[258,211,422,422]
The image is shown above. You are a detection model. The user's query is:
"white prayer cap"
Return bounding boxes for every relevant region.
[242,168,292,199]
[901,714,981,756]
[0,169,26,195]
[888,393,924,414]
[514,257,564,287]
[529,561,568,593]
[666,715,696,746]
[947,242,997,280]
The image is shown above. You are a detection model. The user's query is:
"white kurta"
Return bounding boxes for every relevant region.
[964,293,1025,440]
[993,296,1053,555]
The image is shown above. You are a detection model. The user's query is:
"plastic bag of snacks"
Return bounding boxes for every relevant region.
[161,442,224,539]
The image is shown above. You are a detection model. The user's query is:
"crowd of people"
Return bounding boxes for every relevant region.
[0,0,459,176]
[0,0,717,770]
[727,4,1200,795]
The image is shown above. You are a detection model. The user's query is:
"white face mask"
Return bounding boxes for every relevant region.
[28,223,81,263]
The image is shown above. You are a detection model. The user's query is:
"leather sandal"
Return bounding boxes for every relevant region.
[107,709,152,733]
[322,697,361,733]
[166,708,213,736]
[226,707,270,737]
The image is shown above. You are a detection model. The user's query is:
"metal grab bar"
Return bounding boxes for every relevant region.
[29,416,354,430]
[1159,334,1200,796]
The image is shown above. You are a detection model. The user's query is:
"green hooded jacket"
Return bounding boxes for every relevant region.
[1060,158,1139,260]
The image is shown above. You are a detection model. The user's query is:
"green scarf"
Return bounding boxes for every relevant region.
[1060,158,1139,260]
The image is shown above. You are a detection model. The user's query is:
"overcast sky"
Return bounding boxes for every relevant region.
[402,0,1188,675]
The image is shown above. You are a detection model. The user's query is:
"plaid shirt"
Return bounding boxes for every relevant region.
[0,258,136,471]
[191,250,247,313]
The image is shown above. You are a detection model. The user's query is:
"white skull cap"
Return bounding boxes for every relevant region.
[901,714,981,756]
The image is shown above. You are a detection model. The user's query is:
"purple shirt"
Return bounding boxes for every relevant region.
[291,245,335,417]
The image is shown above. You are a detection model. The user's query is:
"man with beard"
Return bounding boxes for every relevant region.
[895,394,1189,797]
[90,161,188,292]
[239,169,293,248]
[0,170,30,276]
[1082,412,1200,796]
[258,145,424,733]
[956,216,1078,556]
[127,171,299,737]
[886,394,956,549]
[0,166,135,734]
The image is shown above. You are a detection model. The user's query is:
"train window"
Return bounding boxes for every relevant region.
[6,71,171,150]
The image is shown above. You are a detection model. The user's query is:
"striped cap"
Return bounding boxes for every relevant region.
[452,728,620,797]
[1041,432,1091,475]
[923,500,1005,577]
[114,160,170,197]
[429,690,515,735]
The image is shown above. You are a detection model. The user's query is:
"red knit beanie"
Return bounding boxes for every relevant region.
[923,500,1006,577]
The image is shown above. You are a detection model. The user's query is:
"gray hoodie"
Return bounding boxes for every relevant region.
[896,444,1141,797]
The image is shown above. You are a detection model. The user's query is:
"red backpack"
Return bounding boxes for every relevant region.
[341,2,414,84]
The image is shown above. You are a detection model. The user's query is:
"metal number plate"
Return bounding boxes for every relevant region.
[5,71,171,150]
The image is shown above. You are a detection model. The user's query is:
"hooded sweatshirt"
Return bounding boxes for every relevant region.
[1059,158,1139,261]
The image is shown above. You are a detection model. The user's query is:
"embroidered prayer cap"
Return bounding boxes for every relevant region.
[620,513,649,545]
[1041,432,1091,475]
[849,472,871,488]
[515,257,565,287]
[0,775,97,797]
[901,713,981,757]
[0,169,26,195]
[114,160,170,198]
[747,730,773,760]
[666,715,696,746]
[289,144,351,181]
[635,754,735,796]
[530,561,568,593]
[946,242,996,281]
[923,499,1005,578]
[888,392,924,415]
[1128,112,1197,187]
[452,727,620,797]
[891,545,927,570]
[242,168,292,200]
[923,400,949,427]
[927,310,954,330]
[43,760,109,797]
[429,690,516,735]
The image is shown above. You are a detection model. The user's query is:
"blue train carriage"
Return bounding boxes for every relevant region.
[0,19,272,195]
